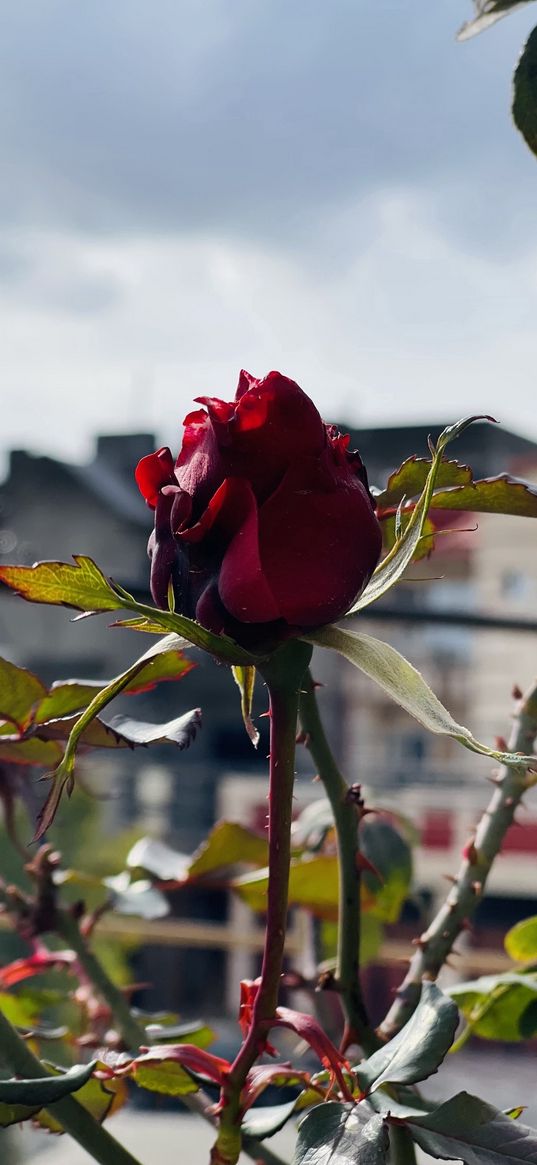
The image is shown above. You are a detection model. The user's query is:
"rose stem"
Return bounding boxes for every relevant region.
[298,670,378,1056]
[210,641,313,1165]
[379,678,537,1041]
[0,1006,143,1165]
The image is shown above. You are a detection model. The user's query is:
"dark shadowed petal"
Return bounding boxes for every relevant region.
[257,460,382,626]
[217,482,282,623]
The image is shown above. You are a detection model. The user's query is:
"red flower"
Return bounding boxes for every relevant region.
[136,371,381,642]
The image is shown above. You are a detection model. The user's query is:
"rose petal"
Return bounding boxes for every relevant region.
[135,448,176,508]
[257,458,382,627]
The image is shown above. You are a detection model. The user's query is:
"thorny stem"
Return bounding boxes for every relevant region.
[298,670,378,1056]
[0,1006,143,1165]
[379,679,537,1041]
[210,641,313,1165]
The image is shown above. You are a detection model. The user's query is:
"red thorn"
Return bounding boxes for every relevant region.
[462,839,478,864]
[495,736,508,752]
[442,874,458,885]
[512,684,523,700]
[471,881,482,895]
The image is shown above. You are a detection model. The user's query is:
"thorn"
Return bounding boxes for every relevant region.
[296,730,307,745]
[504,796,515,808]
[512,684,523,700]
[442,874,458,885]
[312,774,321,783]
[461,839,478,864]
[487,772,503,785]
[495,736,508,752]
[471,881,482,895]
[411,935,428,949]
[259,710,271,720]
[311,680,324,690]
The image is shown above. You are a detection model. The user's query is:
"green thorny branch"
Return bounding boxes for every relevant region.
[298,670,379,1056]
[379,677,537,1040]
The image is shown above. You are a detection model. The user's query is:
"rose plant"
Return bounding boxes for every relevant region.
[1,372,537,1165]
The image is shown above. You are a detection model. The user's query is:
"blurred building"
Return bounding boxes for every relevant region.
[0,421,536,1015]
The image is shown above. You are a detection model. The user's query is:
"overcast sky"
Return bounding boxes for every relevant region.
[2,0,537,471]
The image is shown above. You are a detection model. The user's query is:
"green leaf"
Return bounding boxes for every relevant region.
[0,657,47,733]
[0,737,64,766]
[514,25,537,159]
[295,1104,389,1165]
[232,821,409,923]
[0,1100,42,1127]
[421,475,537,519]
[133,1059,199,1097]
[355,983,458,1094]
[0,555,260,663]
[34,1071,128,1132]
[0,1061,96,1106]
[127,836,191,882]
[305,626,537,769]
[242,1099,298,1140]
[34,650,194,724]
[348,417,493,614]
[404,1091,537,1165]
[505,915,537,962]
[33,634,200,839]
[188,821,269,879]
[232,665,259,746]
[360,818,412,923]
[104,874,170,920]
[375,457,472,509]
[141,1018,215,1047]
[0,556,128,612]
[458,1,535,41]
[449,971,537,1041]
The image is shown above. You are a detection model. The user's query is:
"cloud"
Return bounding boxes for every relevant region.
[1,1,536,257]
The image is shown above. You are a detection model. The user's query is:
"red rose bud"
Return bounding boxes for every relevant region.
[135,371,382,641]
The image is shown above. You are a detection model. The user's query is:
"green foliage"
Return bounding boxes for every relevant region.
[305,625,535,768]
[0,555,258,663]
[231,664,259,746]
[355,983,459,1094]
[513,26,537,158]
[449,971,537,1041]
[0,1061,95,1106]
[505,914,537,961]
[458,0,536,40]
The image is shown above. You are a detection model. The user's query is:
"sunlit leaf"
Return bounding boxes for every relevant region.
[0,555,259,663]
[231,665,259,746]
[132,1059,199,1097]
[188,821,269,880]
[296,1104,388,1165]
[0,737,63,766]
[305,626,537,768]
[232,820,410,923]
[505,915,537,962]
[0,1100,41,1126]
[34,1070,128,1133]
[355,983,458,1094]
[34,650,194,724]
[458,0,535,41]
[449,971,537,1041]
[104,874,169,920]
[127,836,191,882]
[376,457,472,509]
[0,657,47,734]
[33,634,201,839]
[347,417,493,613]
